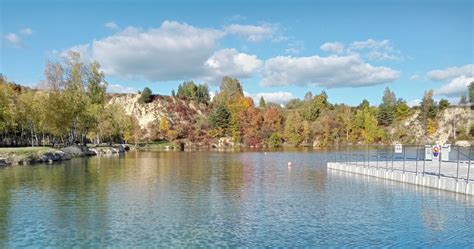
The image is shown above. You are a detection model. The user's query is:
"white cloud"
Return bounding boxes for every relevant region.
[3,33,22,47]
[286,40,304,54]
[320,42,344,54]
[209,91,217,101]
[63,21,266,85]
[228,15,247,22]
[20,28,33,36]
[427,64,474,97]
[65,21,225,82]
[410,74,419,80]
[261,54,400,88]
[427,64,473,81]
[224,24,278,42]
[408,99,421,107]
[203,48,262,83]
[107,84,139,94]
[244,91,294,105]
[104,21,120,30]
[434,75,474,97]
[349,39,391,50]
[4,27,34,48]
[348,39,399,61]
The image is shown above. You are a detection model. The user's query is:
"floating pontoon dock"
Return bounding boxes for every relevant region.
[327,145,473,196]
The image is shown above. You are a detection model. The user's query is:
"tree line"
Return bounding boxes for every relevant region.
[159,76,472,147]
[0,52,140,147]
[1,56,473,148]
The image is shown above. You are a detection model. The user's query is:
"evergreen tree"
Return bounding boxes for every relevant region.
[419,90,438,135]
[196,84,210,104]
[420,90,437,120]
[358,99,370,109]
[176,81,209,104]
[140,87,153,103]
[439,99,450,111]
[209,104,230,130]
[378,87,396,126]
[259,96,266,108]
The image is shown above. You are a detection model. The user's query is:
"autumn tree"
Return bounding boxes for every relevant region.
[352,100,382,144]
[302,91,328,121]
[213,76,244,106]
[239,107,263,146]
[284,112,309,146]
[336,105,353,144]
[286,98,304,109]
[419,90,438,135]
[87,61,107,105]
[262,107,284,145]
[159,117,170,134]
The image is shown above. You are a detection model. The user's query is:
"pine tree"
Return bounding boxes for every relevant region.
[209,104,230,130]
[439,99,450,111]
[259,96,266,108]
[140,87,153,103]
[378,87,396,126]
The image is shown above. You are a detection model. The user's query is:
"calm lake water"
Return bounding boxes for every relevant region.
[1,149,473,247]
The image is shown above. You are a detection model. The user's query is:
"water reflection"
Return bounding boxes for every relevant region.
[0,150,473,247]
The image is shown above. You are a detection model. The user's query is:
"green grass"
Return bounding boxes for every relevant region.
[0,147,57,156]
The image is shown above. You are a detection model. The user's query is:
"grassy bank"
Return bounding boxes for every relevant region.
[0,146,57,153]
[0,147,62,165]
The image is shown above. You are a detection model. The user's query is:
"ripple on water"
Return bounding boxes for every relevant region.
[0,150,473,247]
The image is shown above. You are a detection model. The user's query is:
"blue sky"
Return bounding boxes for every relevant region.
[1,0,473,106]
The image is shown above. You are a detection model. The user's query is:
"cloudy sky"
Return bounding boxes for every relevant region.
[1,0,473,105]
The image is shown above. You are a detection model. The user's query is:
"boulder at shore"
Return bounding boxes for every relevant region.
[61,145,97,157]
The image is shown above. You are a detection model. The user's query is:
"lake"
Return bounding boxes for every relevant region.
[1,149,473,247]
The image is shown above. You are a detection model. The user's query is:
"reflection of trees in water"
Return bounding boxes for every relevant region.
[302,168,327,192]
[0,157,113,244]
[421,206,445,231]
[0,168,16,246]
[421,195,446,232]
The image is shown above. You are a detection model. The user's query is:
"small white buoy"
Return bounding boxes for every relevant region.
[288,161,292,167]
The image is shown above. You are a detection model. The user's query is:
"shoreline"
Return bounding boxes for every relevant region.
[0,145,128,166]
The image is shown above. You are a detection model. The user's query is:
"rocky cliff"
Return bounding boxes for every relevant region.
[401,107,472,145]
[108,94,209,141]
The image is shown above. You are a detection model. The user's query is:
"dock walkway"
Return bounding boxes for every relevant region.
[327,146,473,195]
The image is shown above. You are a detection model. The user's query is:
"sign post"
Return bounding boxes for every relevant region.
[425,145,432,160]
[441,144,450,161]
[432,145,440,161]
[394,143,403,154]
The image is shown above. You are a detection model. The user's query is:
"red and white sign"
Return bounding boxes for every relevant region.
[432,145,440,160]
